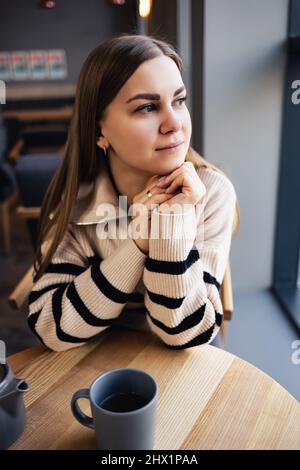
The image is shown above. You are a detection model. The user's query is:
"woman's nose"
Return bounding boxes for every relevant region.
[159,108,182,134]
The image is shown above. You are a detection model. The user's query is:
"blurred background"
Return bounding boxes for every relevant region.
[0,0,299,400]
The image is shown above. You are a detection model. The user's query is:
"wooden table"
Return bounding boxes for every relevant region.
[8,329,300,450]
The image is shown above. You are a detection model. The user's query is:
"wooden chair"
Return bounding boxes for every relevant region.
[8,264,35,310]
[220,262,233,348]
[0,189,19,254]
[8,262,234,349]
[0,134,24,254]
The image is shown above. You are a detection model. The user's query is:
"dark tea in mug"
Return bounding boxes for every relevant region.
[99,392,148,413]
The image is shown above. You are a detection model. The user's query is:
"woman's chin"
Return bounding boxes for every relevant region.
[156,155,186,173]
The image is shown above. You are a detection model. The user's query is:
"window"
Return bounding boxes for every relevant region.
[272,0,300,332]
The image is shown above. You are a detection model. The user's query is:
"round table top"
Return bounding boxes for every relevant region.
[8,328,300,450]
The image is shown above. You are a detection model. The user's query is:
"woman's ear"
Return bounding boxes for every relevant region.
[96,126,108,150]
[96,135,106,150]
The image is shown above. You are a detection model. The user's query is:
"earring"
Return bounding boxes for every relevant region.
[103,147,107,156]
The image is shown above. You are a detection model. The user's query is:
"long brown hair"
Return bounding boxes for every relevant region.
[33,33,240,282]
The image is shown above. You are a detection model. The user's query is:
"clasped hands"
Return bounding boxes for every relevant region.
[131,162,206,254]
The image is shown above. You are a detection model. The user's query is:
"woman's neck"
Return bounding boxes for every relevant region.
[107,155,152,208]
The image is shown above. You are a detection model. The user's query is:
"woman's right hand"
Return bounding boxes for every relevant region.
[130,175,174,254]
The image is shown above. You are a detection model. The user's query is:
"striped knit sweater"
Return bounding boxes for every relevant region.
[28,162,237,352]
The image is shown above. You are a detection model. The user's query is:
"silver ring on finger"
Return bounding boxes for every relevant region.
[146,190,152,198]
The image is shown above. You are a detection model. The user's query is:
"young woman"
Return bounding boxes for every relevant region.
[29,34,240,352]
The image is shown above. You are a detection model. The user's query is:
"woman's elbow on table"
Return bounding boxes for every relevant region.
[146,314,220,350]
[27,310,88,352]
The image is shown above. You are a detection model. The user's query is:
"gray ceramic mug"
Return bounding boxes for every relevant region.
[71,368,158,450]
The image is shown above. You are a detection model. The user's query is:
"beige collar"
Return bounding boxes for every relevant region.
[70,161,207,226]
[70,161,129,225]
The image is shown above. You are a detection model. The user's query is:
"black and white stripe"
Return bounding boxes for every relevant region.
[145,246,200,275]
[29,257,144,345]
[164,324,215,350]
[144,246,223,349]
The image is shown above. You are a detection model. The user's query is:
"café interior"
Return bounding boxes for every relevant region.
[0,0,299,410]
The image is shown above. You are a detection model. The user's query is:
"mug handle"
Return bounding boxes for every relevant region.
[71,389,94,429]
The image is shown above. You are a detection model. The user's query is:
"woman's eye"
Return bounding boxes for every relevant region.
[135,96,187,114]
[177,96,187,105]
[137,104,156,113]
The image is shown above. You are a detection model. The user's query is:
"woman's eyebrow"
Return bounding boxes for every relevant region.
[126,85,186,104]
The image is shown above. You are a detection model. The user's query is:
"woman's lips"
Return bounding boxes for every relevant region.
[156,142,184,152]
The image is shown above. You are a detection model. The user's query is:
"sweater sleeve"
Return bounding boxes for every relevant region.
[28,226,147,351]
[143,171,237,348]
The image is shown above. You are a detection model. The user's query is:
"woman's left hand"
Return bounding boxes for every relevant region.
[157,162,206,212]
